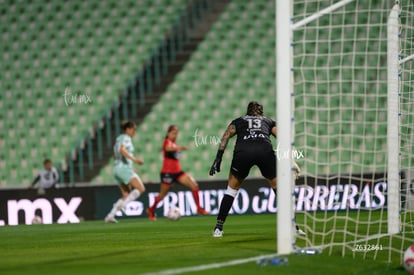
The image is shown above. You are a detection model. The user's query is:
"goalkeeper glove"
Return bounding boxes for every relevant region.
[293,161,301,180]
[209,150,224,176]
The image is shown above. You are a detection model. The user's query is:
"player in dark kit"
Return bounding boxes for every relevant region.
[209,101,303,237]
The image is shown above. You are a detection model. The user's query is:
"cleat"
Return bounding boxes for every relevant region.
[296,228,306,236]
[105,216,118,223]
[213,228,223,238]
[197,208,210,216]
[146,208,157,221]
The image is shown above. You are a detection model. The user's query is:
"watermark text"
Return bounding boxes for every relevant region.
[63,87,92,106]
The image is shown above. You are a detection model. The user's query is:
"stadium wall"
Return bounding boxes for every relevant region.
[0,176,393,226]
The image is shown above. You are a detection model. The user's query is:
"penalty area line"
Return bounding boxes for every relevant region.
[139,253,279,275]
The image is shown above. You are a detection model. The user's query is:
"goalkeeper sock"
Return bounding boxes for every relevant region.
[272,188,277,206]
[121,189,141,209]
[217,194,234,222]
[215,186,238,229]
[215,220,224,231]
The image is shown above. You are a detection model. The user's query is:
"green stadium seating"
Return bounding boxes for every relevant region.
[0,0,189,187]
[92,0,277,183]
[1,0,393,185]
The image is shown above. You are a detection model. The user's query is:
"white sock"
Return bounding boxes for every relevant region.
[121,189,141,208]
[107,199,124,218]
[225,186,239,198]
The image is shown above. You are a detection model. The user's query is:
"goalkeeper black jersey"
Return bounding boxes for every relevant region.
[230,115,276,151]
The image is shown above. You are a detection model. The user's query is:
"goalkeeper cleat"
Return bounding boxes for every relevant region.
[197,208,210,216]
[296,228,306,236]
[213,228,223,238]
[146,208,157,221]
[105,216,118,223]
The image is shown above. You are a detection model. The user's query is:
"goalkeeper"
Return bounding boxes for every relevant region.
[209,101,303,237]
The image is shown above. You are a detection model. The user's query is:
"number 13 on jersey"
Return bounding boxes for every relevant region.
[247,118,262,129]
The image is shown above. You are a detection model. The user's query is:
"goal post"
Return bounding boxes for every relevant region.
[276,0,414,262]
[398,0,414,263]
[276,0,294,255]
[386,3,400,235]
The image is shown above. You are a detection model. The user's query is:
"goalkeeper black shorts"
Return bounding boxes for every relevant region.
[230,147,276,180]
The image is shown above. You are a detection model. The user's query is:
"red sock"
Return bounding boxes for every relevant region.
[192,189,201,209]
[150,196,162,211]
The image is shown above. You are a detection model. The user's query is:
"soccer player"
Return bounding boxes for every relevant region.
[146,125,209,221]
[30,159,59,194]
[209,101,303,237]
[105,121,146,223]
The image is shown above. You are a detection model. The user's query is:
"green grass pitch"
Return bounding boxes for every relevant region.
[0,214,408,275]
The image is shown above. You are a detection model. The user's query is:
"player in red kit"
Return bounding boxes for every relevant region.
[146,125,209,221]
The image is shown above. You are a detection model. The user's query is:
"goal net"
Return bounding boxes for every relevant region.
[276,0,414,263]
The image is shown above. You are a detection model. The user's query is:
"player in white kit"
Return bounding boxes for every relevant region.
[105,121,146,223]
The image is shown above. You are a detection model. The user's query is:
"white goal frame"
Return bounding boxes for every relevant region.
[275,0,404,254]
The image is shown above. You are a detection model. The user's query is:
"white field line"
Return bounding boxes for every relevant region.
[139,253,279,275]
[140,233,393,275]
